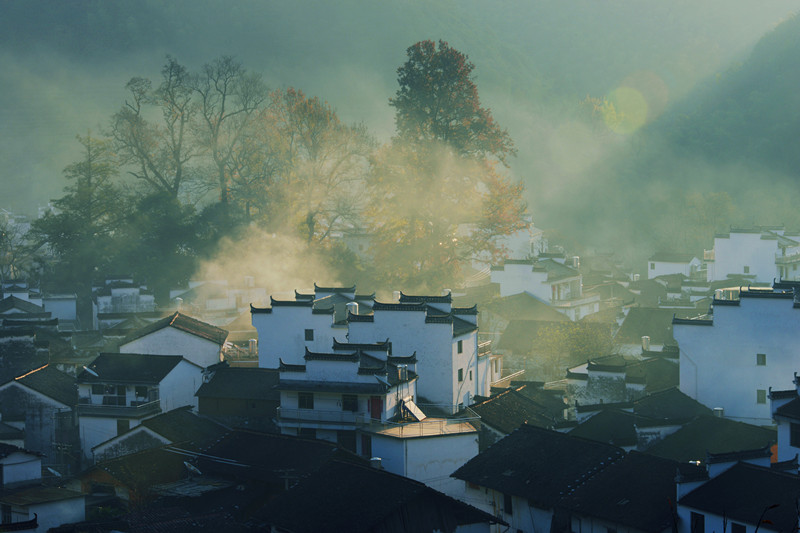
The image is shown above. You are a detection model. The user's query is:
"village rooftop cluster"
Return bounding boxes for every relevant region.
[2,214,800,531]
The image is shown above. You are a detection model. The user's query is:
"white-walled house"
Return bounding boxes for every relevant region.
[490,259,600,321]
[252,287,496,413]
[347,293,488,412]
[275,346,419,448]
[118,312,228,369]
[76,353,203,462]
[705,226,800,283]
[647,252,702,280]
[674,286,800,425]
[0,443,85,532]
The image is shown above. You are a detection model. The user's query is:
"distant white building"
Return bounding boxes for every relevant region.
[705,226,800,283]
[490,259,600,321]
[646,252,702,280]
[674,285,800,425]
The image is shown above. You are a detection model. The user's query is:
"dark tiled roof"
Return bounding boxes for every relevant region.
[645,415,776,463]
[332,338,390,353]
[372,300,426,312]
[679,462,800,530]
[615,307,695,345]
[568,409,653,448]
[775,397,800,420]
[0,442,42,458]
[561,452,702,532]
[452,425,624,508]
[254,460,501,533]
[140,407,228,449]
[120,312,228,346]
[90,446,189,490]
[197,429,366,481]
[78,354,185,384]
[539,258,580,282]
[13,364,77,407]
[313,283,356,294]
[195,367,279,401]
[399,291,453,304]
[452,314,478,337]
[633,387,713,421]
[467,389,556,434]
[624,357,679,393]
[304,348,359,362]
[0,295,46,314]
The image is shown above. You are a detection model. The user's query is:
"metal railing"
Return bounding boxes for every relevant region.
[276,407,364,425]
[76,399,161,418]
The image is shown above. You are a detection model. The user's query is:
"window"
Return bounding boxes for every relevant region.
[457,340,463,353]
[135,386,148,398]
[458,368,464,382]
[116,419,130,436]
[690,512,705,533]
[757,353,766,366]
[298,392,314,409]
[342,394,358,412]
[304,329,314,341]
[91,384,104,395]
[731,523,745,533]
[744,266,750,274]
[1,504,10,525]
[503,492,513,515]
[757,389,767,404]
[469,370,473,381]
[791,422,800,447]
[650,262,655,270]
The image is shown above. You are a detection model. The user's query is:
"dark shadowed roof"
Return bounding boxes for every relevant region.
[567,409,654,448]
[12,364,77,407]
[615,307,695,345]
[645,415,776,463]
[120,312,228,347]
[140,406,229,449]
[467,389,557,434]
[452,425,624,508]
[775,397,800,421]
[624,357,679,393]
[88,446,189,491]
[195,367,279,401]
[561,452,703,532]
[254,460,502,533]
[633,387,713,421]
[78,354,186,384]
[482,292,570,322]
[0,295,46,314]
[680,462,800,531]
[196,429,365,482]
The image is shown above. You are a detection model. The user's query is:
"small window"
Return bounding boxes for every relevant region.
[503,492,513,515]
[342,394,358,412]
[731,523,745,533]
[794,264,798,272]
[135,386,148,398]
[791,423,800,447]
[116,419,130,436]
[91,384,104,395]
[757,389,767,404]
[650,262,655,270]
[469,370,473,381]
[757,353,766,366]
[744,266,750,274]
[304,329,314,341]
[457,340,463,353]
[298,392,314,409]
[458,368,464,382]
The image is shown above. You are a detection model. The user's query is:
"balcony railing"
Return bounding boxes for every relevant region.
[77,399,161,419]
[776,250,800,264]
[478,341,492,357]
[277,407,365,425]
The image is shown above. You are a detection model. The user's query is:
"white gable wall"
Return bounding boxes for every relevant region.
[252,308,338,368]
[710,232,779,283]
[676,295,799,425]
[121,328,222,369]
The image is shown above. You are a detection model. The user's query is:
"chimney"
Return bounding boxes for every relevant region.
[442,288,452,296]
[571,256,580,268]
[392,290,401,302]
[641,336,650,352]
[713,407,724,418]
[249,338,258,356]
[346,302,358,316]
[175,297,183,310]
[369,457,383,470]
[397,364,408,381]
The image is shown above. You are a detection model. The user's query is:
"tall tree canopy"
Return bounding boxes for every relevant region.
[390,39,515,164]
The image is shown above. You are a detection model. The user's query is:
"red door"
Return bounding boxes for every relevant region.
[369,396,383,420]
